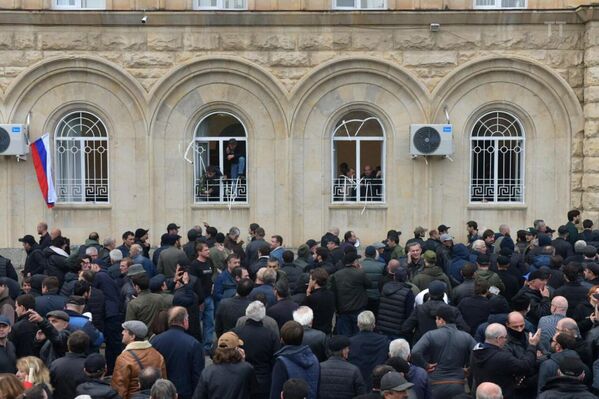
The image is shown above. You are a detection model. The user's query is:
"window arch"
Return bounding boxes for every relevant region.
[194,112,247,203]
[470,111,525,203]
[332,111,385,203]
[54,111,109,203]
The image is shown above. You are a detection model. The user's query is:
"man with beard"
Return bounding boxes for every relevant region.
[537,333,589,392]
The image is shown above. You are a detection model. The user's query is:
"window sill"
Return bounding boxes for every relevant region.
[329,203,387,209]
[467,203,527,210]
[54,203,112,210]
[191,203,250,209]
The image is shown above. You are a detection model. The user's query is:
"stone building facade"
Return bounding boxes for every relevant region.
[0,2,597,255]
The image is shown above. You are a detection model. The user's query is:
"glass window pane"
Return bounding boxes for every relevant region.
[359,141,383,202]
[333,141,357,202]
[196,113,246,137]
[334,111,383,137]
[475,0,497,6]
[224,0,245,8]
[336,0,356,8]
[82,0,105,8]
[198,0,218,7]
[360,0,384,8]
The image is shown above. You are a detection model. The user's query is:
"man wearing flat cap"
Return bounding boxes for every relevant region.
[112,320,166,399]
[318,335,366,399]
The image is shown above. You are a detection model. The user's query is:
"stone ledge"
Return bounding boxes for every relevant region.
[467,203,527,210]
[0,9,592,26]
[53,204,113,210]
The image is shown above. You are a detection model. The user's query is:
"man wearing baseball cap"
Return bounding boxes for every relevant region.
[112,320,166,399]
[380,371,414,398]
[0,315,15,373]
[75,353,120,398]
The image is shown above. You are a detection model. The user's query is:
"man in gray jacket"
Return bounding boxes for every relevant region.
[410,304,476,399]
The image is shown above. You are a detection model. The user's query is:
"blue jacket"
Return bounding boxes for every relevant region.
[449,244,471,284]
[213,270,237,304]
[133,255,156,278]
[348,331,389,390]
[152,326,205,398]
[92,270,122,318]
[270,345,319,399]
[64,309,104,349]
[35,292,67,317]
[249,284,276,307]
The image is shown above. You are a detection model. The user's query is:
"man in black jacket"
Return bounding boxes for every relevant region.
[303,267,335,335]
[50,330,89,399]
[9,294,38,358]
[377,266,414,340]
[470,323,541,398]
[20,235,46,277]
[233,300,280,399]
[329,254,371,336]
[538,356,596,399]
[554,263,588,317]
[512,270,551,325]
[319,335,366,399]
[35,276,67,317]
[552,226,575,259]
[76,353,120,399]
[215,278,253,338]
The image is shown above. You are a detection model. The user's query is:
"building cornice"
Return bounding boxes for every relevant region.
[0,7,598,26]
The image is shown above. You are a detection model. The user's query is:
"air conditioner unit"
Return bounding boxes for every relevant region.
[410,124,453,156]
[0,124,28,156]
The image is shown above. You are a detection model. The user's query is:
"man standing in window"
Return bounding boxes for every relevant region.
[224,138,245,179]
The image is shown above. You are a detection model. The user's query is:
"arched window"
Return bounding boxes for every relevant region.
[54,111,109,203]
[332,111,385,203]
[194,112,247,203]
[470,111,525,203]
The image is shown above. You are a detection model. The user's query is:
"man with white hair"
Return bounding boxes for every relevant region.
[470,323,540,398]
[348,311,389,390]
[538,296,568,352]
[388,339,430,399]
[476,382,503,399]
[107,249,124,278]
[130,243,156,277]
[293,306,327,361]
[233,300,280,399]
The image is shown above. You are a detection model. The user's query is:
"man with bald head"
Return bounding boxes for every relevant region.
[151,306,204,399]
[504,312,538,397]
[470,323,540,398]
[50,228,62,241]
[37,222,51,249]
[476,382,503,399]
[554,317,592,366]
[538,296,568,353]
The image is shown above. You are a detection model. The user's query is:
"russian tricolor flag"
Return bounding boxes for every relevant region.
[30,134,57,208]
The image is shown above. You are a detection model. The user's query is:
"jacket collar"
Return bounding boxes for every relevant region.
[125,340,152,351]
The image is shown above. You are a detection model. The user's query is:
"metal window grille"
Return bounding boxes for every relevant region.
[194,112,248,204]
[196,0,247,9]
[54,0,106,8]
[470,111,525,203]
[332,112,385,203]
[474,0,526,8]
[333,0,386,9]
[54,111,109,203]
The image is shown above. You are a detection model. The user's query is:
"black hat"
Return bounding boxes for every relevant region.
[84,353,106,373]
[437,224,450,232]
[587,263,599,276]
[584,245,597,258]
[149,274,166,291]
[328,335,350,352]
[546,226,555,234]
[18,235,36,246]
[558,356,586,377]
[558,225,569,235]
[365,246,376,257]
[343,253,361,265]
[67,295,86,306]
[167,223,180,231]
[46,310,69,322]
[428,280,446,297]
[134,228,149,239]
[477,254,490,265]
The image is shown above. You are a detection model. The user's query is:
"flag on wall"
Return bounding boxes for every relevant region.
[30,134,57,208]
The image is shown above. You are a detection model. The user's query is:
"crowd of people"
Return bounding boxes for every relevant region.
[1,211,599,398]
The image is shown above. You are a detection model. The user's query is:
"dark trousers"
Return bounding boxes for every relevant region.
[335,311,360,337]
[104,315,124,375]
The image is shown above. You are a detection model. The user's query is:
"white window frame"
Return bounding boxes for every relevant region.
[473,0,527,9]
[193,112,248,204]
[194,0,248,10]
[53,0,106,10]
[332,0,387,10]
[54,111,110,204]
[331,114,386,204]
[469,111,525,204]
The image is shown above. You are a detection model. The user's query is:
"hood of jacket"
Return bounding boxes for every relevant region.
[470,342,501,369]
[540,376,591,393]
[422,299,445,318]
[452,244,470,260]
[43,246,68,258]
[422,266,446,278]
[275,345,316,369]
